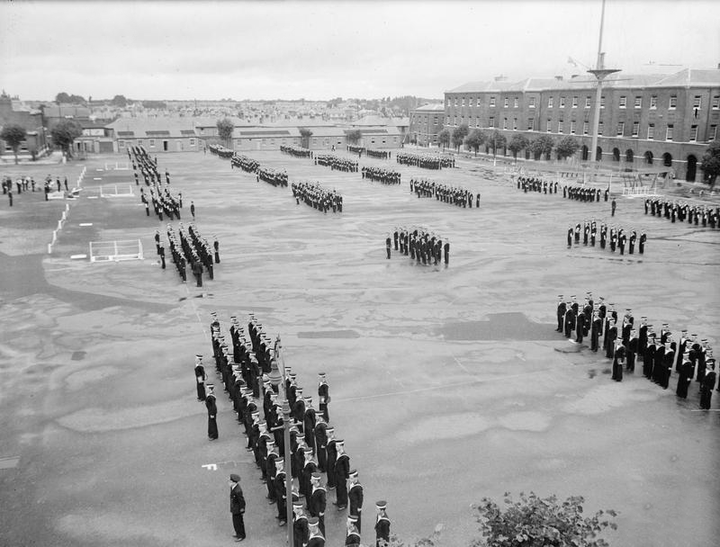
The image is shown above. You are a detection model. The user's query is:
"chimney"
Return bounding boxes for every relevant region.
[555,75,564,81]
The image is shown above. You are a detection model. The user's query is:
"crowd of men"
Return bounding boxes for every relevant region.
[129,145,165,185]
[566,221,646,255]
[347,145,365,156]
[291,182,343,213]
[361,166,401,185]
[366,149,390,160]
[231,154,260,173]
[165,222,219,286]
[556,294,717,408]
[140,186,183,221]
[410,178,480,208]
[562,183,607,202]
[386,226,449,266]
[515,176,559,195]
[3,174,66,205]
[645,197,720,228]
[396,152,454,169]
[280,145,314,159]
[315,154,359,173]
[209,143,235,159]
[194,313,390,546]
[257,166,289,188]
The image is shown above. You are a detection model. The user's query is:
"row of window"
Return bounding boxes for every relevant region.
[448,94,720,110]
[444,116,717,142]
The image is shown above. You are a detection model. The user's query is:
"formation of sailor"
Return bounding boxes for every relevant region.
[231,154,260,173]
[396,152,454,169]
[140,185,183,221]
[566,220,646,255]
[563,183,602,202]
[291,181,343,213]
[257,166,289,187]
[645,197,720,228]
[361,166,401,184]
[315,154,358,172]
[208,143,234,158]
[516,175,559,194]
[165,222,218,285]
[409,178,479,208]
[365,149,391,160]
[389,227,449,266]
[281,145,313,158]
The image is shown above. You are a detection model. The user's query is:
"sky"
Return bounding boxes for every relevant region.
[1,0,719,102]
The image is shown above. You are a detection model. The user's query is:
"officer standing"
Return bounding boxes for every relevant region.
[385,235,391,259]
[375,501,391,547]
[700,360,716,409]
[334,440,350,510]
[348,470,364,532]
[206,384,218,440]
[229,474,246,542]
[194,354,206,401]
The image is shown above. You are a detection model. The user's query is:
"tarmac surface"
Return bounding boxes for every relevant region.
[1,150,719,547]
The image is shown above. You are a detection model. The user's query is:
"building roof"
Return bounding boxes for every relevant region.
[106,117,198,138]
[414,104,445,112]
[43,105,91,118]
[654,68,720,87]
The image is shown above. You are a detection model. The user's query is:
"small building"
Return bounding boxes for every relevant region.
[0,92,48,160]
[106,117,202,153]
[408,103,445,146]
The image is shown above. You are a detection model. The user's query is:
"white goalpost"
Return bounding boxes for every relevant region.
[89,240,144,262]
[104,161,130,171]
[99,184,135,197]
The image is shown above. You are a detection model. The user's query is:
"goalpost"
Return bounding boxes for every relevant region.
[104,161,130,171]
[89,240,144,262]
[99,184,135,197]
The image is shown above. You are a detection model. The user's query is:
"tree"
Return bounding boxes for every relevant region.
[488,130,507,156]
[472,492,617,547]
[464,129,486,156]
[556,136,581,161]
[0,124,27,164]
[507,134,529,160]
[529,135,555,160]
[299,128,313,149]
[452,124,470,151]
[50,120,83,158]
[700,140,720,190]
[55,92,71,104]
[216,118,234,148]
[347,129,363,145]
[437,129,451,150]
[110,94,128,107]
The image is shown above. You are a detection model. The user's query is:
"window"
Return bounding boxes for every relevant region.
[503,118,508,130]
[504,98,509,108]
[559,97,566,108]
[527,118,534,131]
[570,121,576,134]
[513,118,518,130]
[461,97,465,107]
[710,125,717,141]
[634,97,642,108]
[118,140,125,149]
[190,138,195,146]
[666,124,674,141]
[583,121,589,135]
[693,96,701,109]
[632,121,639,137]
[598,121,604,135]
[489,117,495,128]
[513,97,519,108]
[490,96,496,107]
[647,124,654,139]
[712,96,720,109]
[600,96,606,108]
[137,139,143,147]
[619,96,627,108]
[650,96,658,109]
[454,98,459,107]
[585,97,592,108]
[669,96,677,109]
[548,97,554,108]
[529,97,536,108]
[617,122,624,136]
[572,96,578,108]
[149,139,155,147]
[546,119,552,132]
[690,125,698,142]
[558,119,564,134]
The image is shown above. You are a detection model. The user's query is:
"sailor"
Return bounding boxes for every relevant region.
[375,501,391,547]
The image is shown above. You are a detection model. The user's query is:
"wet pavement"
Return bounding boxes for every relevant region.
[0,151,719,547]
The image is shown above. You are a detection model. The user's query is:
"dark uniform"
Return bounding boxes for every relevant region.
[375,501,390,547]
[229,474,246,541]
[206,385,218,440]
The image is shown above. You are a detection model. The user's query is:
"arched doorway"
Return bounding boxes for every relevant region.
[644,151,653,164]
[686,155,697,182]
[582,145,589,161]
[612,148,621,162]
[625,149,634,164]
[663,152,673,167]
[596,146,602,161]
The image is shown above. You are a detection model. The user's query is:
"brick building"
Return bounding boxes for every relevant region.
[105,118,203,154]
[0,92,48,160]
[408,103,445,146]
[444,68,720,181]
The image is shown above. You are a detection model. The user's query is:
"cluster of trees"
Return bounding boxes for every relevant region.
[701,140,720,189]
[216,118,234,147]
[437,124,581,162]
[55,92,87,105]
[388,492,618,547]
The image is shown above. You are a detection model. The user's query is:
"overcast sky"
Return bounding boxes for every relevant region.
[1,0,718,102]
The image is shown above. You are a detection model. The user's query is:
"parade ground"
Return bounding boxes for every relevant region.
[1,149,719,547]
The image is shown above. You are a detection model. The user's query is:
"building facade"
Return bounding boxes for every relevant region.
[444,68,720,181]
[0,93,48,160]
[408,103,445,146]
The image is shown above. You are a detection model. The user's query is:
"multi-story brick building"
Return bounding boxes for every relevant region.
[444,68,720,181]
[408,103,445,146]
[0,92,48,160]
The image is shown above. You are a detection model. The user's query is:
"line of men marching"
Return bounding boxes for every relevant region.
[291,182,343,214]
[361,166,401,185]
[396,152,454,169]
[315,154,359,173]
[410,178,480,208]
[645,197,720,228]
[515,176,559,195]
[556,294,716,409]
[194,313,391,546]
[165,222,219,286]
[387,227,449,266]
[566,220,646,255]
[231,154,260,173]
[281,145,314,158]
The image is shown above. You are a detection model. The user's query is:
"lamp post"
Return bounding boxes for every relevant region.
[269,342,293,546]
